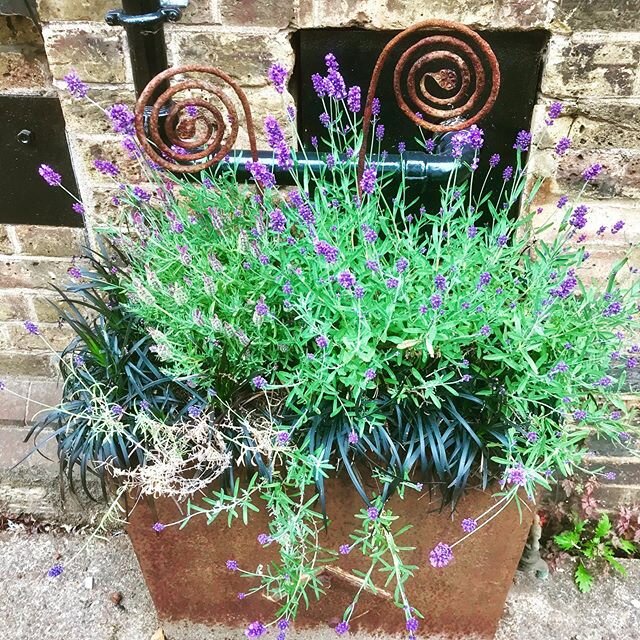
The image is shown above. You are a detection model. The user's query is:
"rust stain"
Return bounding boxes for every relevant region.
[127,478,531,638]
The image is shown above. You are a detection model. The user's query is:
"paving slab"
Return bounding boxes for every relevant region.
[0,529,638,640]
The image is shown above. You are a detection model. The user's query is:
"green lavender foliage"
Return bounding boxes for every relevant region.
[111,105,639,504]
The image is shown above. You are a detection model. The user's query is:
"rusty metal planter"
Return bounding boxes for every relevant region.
[126,478,531,638]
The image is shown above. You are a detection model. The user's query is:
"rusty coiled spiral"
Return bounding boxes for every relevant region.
[358,20,500,185]
[134,65,258,174]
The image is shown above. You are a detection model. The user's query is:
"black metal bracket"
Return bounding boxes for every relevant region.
[106,1,184,101]
[105,6,182,28]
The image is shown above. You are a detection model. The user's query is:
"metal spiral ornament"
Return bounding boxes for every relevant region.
[134,65,258,174]
[358,20,500,185]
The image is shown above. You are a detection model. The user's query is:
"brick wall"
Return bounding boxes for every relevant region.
[0,14,82,381]
[0,0,638,518]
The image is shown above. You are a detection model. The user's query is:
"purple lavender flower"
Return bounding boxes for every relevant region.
[604,471,617,480]
[68,265,83,279]
[506,466,526,486]
[282,281,293,295]
[466,125,484,149]
[24,320,39,335]
[188,405,202,419]
[430,294,442,309]
[489,153,500,168]
[371,97,381,117]
[546,101,563,125]
[406,617,419,633]
[237,592,246,600]
[264,116,292,170]
[245,621,267,638]
[611,410,623,421]
[257,533,271,546]
[94,158,119,177]
[315,240,339,263]
[550,269,577,299]
[478,272,492,288]
[435,274,447,290]
[226,559,239,571]
[319,112,331,127]
[255,299,269,316]
[337,270,356,289]
[386,277,399,289]
[311,73,327,97]
[360,166,377,195]
[365,260,379,272]
[339,544,351,555]
[111,404,123,417]
[132,186,150,202]
[361,224,378,243]
[513,130,532,152]
[596,375,614,387]
[311,136,318,147]
[479,324,492,337]
[348,431,359,444]
[582,163,603,181]
[269,208,287,233]
[252,376,268,390]
[603,301,622,317]
[38,164,62,187]
[396,257,409,273]
[63,70,88,99]
[555,136,571,156]
[47,564,64,578]
[551,361,569,375]
[347,85,361,113]
[429,542,453,568]
[502,165,514,181]
[72,202,85,215]
[461,518,477,533]
[424,138,435,152]
[628,357,638,369]
[364,368,377,380]
[335,621,350,635]
[246,160,276,189]
[107,103,135,136]
[152,522,166,532]
[526,431,538,443]
[497,234,509,247]
[375,124,385,141]
[557,195,569,209]
[315,335,329,349]
[569,204,588,229]
[611,220,625,234]
[573,409,587,422]
[467,225,478,239]
[398,141,406,153]
[268,63,288,93]
[367,506,379,520]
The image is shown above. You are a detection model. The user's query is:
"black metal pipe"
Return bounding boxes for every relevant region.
[217,150,462,185]
[106,0,182,101]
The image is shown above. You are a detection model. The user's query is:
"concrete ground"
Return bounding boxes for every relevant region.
[1,529,639,640]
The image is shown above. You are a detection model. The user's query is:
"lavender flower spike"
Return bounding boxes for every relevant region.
[429,542,453,568]
[63,70,88,99]
[38,164,62,187]
[267,63,288,94]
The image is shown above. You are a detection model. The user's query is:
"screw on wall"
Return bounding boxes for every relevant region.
[16,129,34,145]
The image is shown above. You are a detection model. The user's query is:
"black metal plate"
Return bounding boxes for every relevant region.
[295,29,549,213]
[0,95,82,227]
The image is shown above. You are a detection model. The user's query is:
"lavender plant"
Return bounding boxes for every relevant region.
[13,59,640,637]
